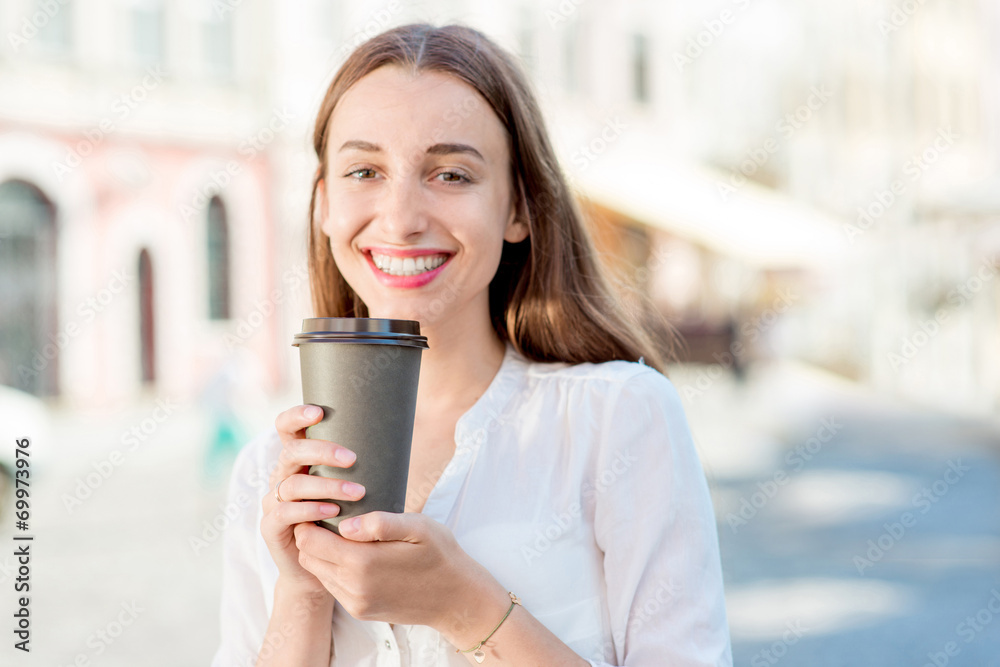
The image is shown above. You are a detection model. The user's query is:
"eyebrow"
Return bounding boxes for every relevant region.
[338,140,484,162]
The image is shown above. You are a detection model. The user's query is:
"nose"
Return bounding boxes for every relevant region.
[374,172,429,241]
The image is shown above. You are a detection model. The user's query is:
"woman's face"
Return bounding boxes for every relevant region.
[319,65,528,327]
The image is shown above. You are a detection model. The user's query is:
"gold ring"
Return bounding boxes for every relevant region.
[274,477,288,503]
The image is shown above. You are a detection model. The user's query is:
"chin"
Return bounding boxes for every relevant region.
[364,303,427,324]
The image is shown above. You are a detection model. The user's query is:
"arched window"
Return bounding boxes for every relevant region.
[0,180,57,396]
[632,33,650,104]
[138,248,155,384]
[207,196,231,320]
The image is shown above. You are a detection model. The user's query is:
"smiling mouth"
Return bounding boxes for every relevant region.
[369,252,450,277]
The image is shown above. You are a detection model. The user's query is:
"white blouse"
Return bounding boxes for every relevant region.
[211,341,732,667]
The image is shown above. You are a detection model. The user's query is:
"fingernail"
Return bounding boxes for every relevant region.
[340,517,360,533]
[343,482,365,498]
[321,504,339,516]
[335,448,356,466]
[304,405,323,420]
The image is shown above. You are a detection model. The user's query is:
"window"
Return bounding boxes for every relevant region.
[131,0,165,66]
[632,33,650,104]
[518,6,535,72]
[0,181,58,396]
[564,19,582,94]
[204,12,233,79]
[138,248,156,384]
[207,196,231,320]
[33,0,74,56]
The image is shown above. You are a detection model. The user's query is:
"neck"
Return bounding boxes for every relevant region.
[414,313,506,419]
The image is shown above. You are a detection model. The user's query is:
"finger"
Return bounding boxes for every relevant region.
[262,501,340,537]
[277,437,357,472]
[338,511,414,543]
[295,522,350,579]
[273,473,366,504]
[275,404,326,440]
[295,520,346,555]
[297,544,345,595]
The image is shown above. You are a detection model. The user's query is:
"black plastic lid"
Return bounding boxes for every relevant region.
[292,318,428,349]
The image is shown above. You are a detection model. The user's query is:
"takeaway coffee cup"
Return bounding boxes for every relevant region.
[292,318,428,534]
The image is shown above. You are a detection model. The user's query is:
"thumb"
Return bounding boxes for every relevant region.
[337,511,414,542]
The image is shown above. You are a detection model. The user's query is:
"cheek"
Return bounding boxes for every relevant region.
[321,196,366,245]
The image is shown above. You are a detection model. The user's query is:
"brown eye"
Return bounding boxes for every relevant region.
[347,168,377,179]
[436,171,469,183]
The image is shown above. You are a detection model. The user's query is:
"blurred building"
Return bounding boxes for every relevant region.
[706,0,1000,415]
[0,0,286,409]
[527,0,1000,416]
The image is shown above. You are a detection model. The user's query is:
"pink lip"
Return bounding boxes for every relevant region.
[363,249,453,288]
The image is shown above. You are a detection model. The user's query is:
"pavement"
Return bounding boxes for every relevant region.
[671,360,1000,667]
[0,361,997,666]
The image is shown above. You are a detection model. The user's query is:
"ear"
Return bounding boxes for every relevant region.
[503,177,530,244]
[314,175,329,231]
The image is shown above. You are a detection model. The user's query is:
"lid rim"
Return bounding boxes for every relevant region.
[293,318,428,350]
[292,337,429,349]
[299,317,422,336]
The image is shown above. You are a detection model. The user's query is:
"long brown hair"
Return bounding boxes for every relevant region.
[308,23,674,373]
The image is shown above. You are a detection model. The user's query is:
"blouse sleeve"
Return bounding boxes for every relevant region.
[210,430,276,667]
[588,368,732,667]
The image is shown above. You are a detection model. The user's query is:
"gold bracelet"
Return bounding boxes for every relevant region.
[456,592,521,663]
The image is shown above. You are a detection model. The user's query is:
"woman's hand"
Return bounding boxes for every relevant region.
[260,405,366,595]
[293,511,509,639]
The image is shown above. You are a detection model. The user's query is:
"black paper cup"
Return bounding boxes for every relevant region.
[292,318,428,534]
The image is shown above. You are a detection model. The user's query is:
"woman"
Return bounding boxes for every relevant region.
[213,23,732,667]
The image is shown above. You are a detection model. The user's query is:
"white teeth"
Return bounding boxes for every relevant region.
[370,252,448,276]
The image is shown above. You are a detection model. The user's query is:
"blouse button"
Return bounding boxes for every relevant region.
[384,639,392,650]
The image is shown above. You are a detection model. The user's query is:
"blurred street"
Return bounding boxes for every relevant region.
[674,362,1000,667]
[0,363,996,665]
